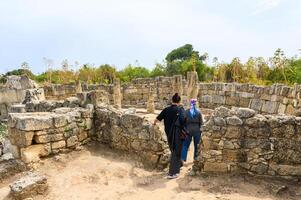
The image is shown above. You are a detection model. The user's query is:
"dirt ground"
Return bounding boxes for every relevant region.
[1,143,300,200]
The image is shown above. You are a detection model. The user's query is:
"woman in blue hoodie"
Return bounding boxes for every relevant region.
[181,99,203,162]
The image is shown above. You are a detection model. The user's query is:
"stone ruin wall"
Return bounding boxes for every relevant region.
[199,83,301,116]
[194,106,301,179]
[0,75,45,118]
[6,103,169,168]
[94,106,169,168]
[7,106,94,164]
[42,76,301,116]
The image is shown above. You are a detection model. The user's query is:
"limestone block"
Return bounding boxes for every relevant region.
[34,134,64,143]
[261,101,279,114]
[236,108,255,118]
[66,136,78,147]
[214,106,231,118]
[51,141,66,149]
[226,116,243,126]
[225,126,242,139]
[20,144,50,163]
[222,150,244,162]
[53,114,68,128]
[250,99,263,111]
[10,172,48,200]
[78,130,88,142]
[277,103,286,114]
[14,114,53,131]
[245,115,267,128]
[212,95,225,104]
[225,96,239,106]
[238,98,250,107]
[203,162,228,172]
[9,128,34,147]
[285,104,296,115]
[250,163,268,175]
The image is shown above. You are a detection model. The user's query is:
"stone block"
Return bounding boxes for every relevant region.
[285,104,296,115]
[10,172,48,200]
[78,130,88,142]
[53,114,68,128]
[203,162,228,173]
[226,116,243,126]
[236,108,255,118]
[51,141,66,150]
[225,96,239,106]
[225,126,242,139]
[222,150,244,162]
[14,114,53,131]
[66,136,78,147]
[34,134,64,143]
[261,101,279,114]
[20,144,50,163]
[250,99,263,111]
[9,128,34,147]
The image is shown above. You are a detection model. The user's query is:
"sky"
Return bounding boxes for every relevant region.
[0,0,300,74]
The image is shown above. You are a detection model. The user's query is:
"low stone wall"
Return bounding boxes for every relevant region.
[94,106,169,168]
[199,83,301,115]
[194,106,301,178]
[0,76,45,118]
[7,107,93,163]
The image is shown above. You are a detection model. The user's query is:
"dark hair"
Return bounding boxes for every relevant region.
[172,93,181,103]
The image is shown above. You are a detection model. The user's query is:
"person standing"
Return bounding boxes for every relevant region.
[153,93,186,179]
[181,99,203,163]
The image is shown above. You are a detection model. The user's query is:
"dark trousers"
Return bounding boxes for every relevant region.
[168,138,183,175]
[181,133,201,161]
[168,149,182,175]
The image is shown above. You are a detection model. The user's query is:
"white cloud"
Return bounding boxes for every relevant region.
[252,0,283,15]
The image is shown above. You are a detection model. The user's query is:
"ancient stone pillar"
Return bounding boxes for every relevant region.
[76,80,82,93]
[147,87,155,113]
[113,78,122,109]
[172,75,183,97]
[186,71,199,107]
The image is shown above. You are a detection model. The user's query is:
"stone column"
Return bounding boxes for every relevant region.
[113,78,122,109]
[186,71,199,107]
[147,87,155,113]
[172,75,183,97]
[76,80,82,93]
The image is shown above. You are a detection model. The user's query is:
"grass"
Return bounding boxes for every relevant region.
[0,123,7,141]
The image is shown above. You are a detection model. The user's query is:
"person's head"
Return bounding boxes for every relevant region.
[172,93,181,104]
[190,99,197,107]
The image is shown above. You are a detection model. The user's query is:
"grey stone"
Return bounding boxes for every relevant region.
[10,172,48,200]
[236,108,255,118]
[226,116,243,126]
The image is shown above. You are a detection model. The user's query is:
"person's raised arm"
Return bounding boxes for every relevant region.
[153,108,166,126]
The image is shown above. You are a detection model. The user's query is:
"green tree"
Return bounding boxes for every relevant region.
[150,63,166,77]
[118,64,150,82]
[97,64,117,84]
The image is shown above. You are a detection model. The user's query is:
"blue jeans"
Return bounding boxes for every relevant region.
[181,133,201,161]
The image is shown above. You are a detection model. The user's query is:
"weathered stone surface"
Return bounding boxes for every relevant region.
[51,141,66,149]
[0,159,26,180]
[9,129,34,147]
[13,113,53,131]
[236,108,255,118]
[20,144,50,163]
[261,101,279,114]
[10,172,48,200]
[203,162,228,172]
[226,116,243,126]
[214,106,231,118]
[66,136,78,147]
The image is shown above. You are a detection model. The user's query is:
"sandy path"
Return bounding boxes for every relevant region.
[0,143,299,200]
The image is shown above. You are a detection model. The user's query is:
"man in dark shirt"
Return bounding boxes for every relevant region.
[153,93,185,179]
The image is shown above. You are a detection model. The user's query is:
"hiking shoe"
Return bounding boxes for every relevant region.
[166,174,179,179]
